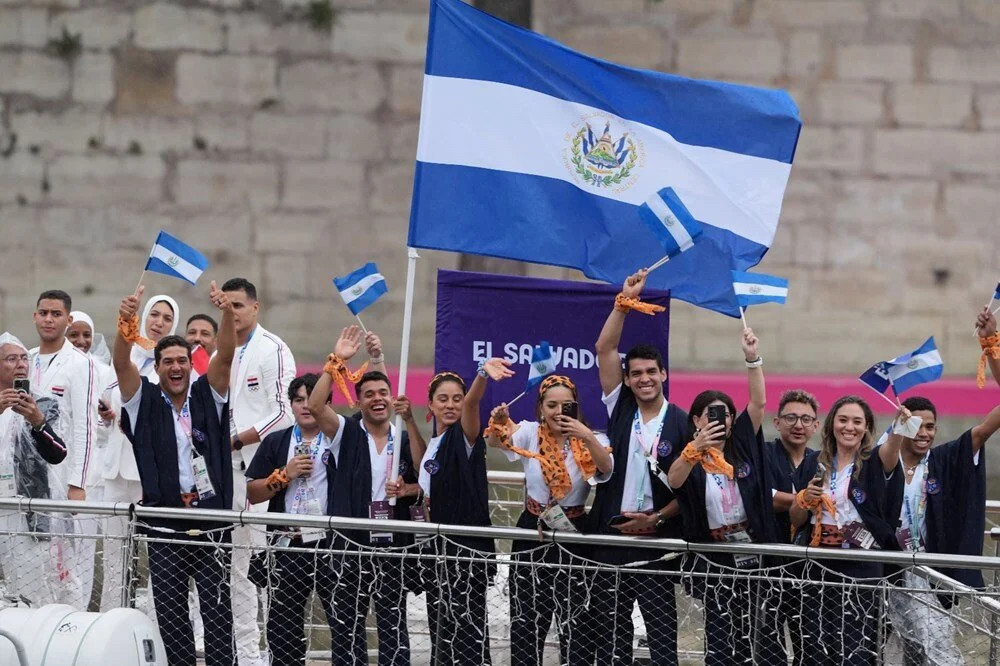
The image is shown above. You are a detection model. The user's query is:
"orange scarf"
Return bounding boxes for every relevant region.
[614,294,665,315]
[680,442,734,478]
[795,489,838,547]
[978,333,1000,389]
[117,314,155,350]
[323,353,368,407]
[485,418,602,501]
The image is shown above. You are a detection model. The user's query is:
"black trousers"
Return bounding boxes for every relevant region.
[508,541,597,666]
[424,545,493,666]
[265,546,337,666]
[800,560,882,666]
[590,566,678,666]
[699,556,762,666]
[329,553,411,666]
[148,533,234,666]
[755,567,805,666]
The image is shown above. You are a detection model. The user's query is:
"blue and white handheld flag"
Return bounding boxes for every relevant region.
[993,282,1000,303]
[333,263,388,316]
[525,341,556,391]
[144,230,209,285]
[731,271,789,307]
[638,187,703,260]
[407,0,801,317]
[859,337,944,398]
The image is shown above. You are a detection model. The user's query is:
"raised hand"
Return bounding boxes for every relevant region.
[365,331,383,359]
[334,325,363,361]
[208,280,232,312]
[622,269,648,299]
[742,327,760,361]
[120,286,143,320]
[977,307,997,338]
[483,358,515,381]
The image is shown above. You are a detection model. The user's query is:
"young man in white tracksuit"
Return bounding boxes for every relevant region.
[222,277,296,666]
[28,289,99,610]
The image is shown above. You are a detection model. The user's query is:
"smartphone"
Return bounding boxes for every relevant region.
[294,443,310,457]
[13,378,29,394]
[560,401,579,420]
[812,462,827,482]
[98,398,110,412]
[707,404,728,429]
[608,514,630,527]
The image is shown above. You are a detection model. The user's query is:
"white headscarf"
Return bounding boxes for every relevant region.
[130,294,181,372]
[69,310,111,366]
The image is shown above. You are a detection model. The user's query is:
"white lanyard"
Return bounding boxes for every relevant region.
[902,455,928,548]
[632,409,665,510]
[830,460,854,528]
[290,425,323,514]
[364,425,396,500]
[161,391,193,449]
[711,473,742,525]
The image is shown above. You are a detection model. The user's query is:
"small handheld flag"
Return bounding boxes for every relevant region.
[994,282,1000,302]
[639,187,703,272]
[333,263,388,316]
[730,270,788,328]
[507,341,557,407]
[859,337,943,406]
[973,282,1000,335]
[143,230,209,285]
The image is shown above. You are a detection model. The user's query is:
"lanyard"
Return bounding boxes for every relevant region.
[711,473,742,525]
[33,354,54,386]
[902,455,928,548]
[291,425,323,514]
[632,409,665,511]
[161,391,192,443]
[830,459,854,526]
[237,326,256,366]
[363,424,396,500]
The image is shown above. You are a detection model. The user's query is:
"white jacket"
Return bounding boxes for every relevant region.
[28,337,98,490]
[229,324,295,470]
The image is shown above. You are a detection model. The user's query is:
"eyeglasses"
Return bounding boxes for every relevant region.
[1,354,29,365]
[779,413,817,426]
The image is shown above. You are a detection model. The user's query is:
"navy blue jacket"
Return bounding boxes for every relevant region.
[763,439,819,543]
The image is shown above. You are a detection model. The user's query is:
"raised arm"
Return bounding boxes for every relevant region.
[112,287,144,403]
[977,307,1000,388]
[206,281,237,396]
[461,358,513,443]
[742,327,766,432]
[971,402,1000,454]
[305,326,365,438]
[595,270,647,396]
[879,404,911,472]
[365,331,387,376]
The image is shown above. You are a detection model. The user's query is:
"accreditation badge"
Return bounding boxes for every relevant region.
[369,500,393,545]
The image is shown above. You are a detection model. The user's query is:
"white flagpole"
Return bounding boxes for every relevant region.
[739,306,748,330]
[646,254,670,273]
[505,390,527,407]
[389,247,419,506]
[355,314,370,336]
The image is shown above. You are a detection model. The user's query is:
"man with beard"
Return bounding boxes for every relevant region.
[887,395,1000,665]
[186,314,218,358]
[590,269,689,665]
[306,325,424,666]
[0,331,69,606]
[114,282,237,666]
[28,289,99,609]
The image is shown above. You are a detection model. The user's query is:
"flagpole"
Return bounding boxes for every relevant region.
[389,247,419,507]
[646,255,670,273]
[739,306,748,330]
[355,314,370,336]
[134,269,146,296]
[505,390,527,407]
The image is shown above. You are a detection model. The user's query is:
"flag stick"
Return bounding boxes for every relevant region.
[646,255,670,273]
[355,314,370,336]
[739,306,748,330]
[505,390,527,407]
[134,269,146,296]
[862,384,903,411]
[388,248,419,506]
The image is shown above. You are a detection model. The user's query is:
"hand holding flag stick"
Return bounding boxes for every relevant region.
[974,282,1000,335]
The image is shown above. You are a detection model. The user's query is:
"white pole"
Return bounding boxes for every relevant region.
[739,306,748,330]
[389,247,419,506]
[646,254,670,273]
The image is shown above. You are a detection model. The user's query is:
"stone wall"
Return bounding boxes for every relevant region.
[1,0,998,375]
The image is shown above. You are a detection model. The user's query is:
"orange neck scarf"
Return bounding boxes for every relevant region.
[486,418,600,501]
[978,333,1000,389]
[680,442,734,479]
[323,354,368,408]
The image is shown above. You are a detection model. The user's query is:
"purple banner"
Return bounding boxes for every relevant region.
[434,269,670,430]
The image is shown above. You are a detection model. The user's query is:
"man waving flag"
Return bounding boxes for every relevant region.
[407,0,801,316]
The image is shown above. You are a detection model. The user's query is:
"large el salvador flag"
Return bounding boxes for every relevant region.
[407,0,801,317]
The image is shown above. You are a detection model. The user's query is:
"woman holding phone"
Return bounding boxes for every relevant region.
[485,375,613,665]
[666,327,777,665]
[790,397,905,665]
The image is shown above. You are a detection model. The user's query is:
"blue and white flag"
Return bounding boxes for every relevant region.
[993,282,1000,302]
[731,271,788,307]
[333,263,388,316]
[407,0,801,317]
[638,187,703,259]
[525,341,556,391]
[859,337,944,398]
[144,230,209,285]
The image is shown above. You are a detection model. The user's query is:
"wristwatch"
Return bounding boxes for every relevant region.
[655,513,667,528]
[232,435,244,451]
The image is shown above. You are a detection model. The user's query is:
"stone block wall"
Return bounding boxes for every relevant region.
[1,0,998,376]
